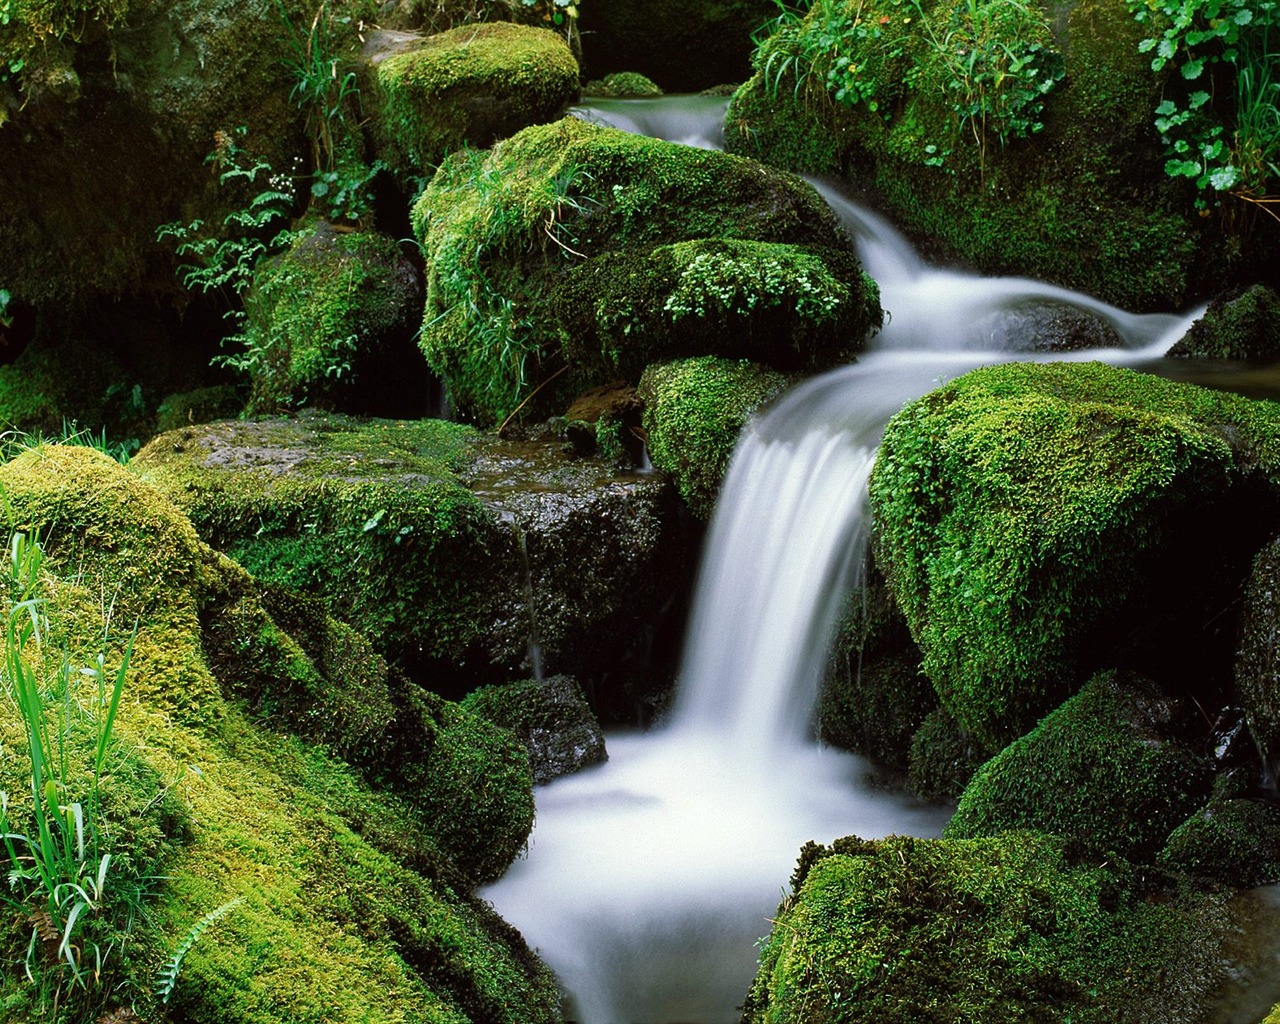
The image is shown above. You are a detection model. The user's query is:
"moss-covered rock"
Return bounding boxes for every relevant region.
[578,0,775,92]
[742,832,1229,1024]
[553,238,880,383]
[236,222,427,415]
[726,0,1276,310]
[1234,534,1280,782]
[945,671,1214,861]
[906,706,986,802]
[582,71,663,98]
[0,444,559,1023]
[130,411,692,695]
[637,356,791,519]
[412,115,868,424]
[462,674,607,784]
[1167,284,1280,361]
[367,22,579,178]
[869,361,1280,750]
[1159,798,1280,888]
[0,336,137,438]
[156,384,245,432]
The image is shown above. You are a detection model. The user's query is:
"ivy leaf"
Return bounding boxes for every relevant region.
[1181,57,1205,79]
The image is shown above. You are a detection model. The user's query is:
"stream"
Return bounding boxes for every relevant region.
[481,97,1217,1023]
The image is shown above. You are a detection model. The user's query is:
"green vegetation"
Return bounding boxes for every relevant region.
[1167,283,1280,359]
[945,671,1214,860]
[869,361,1280,749]
[743,831,1228,1023]
[1159,797,1280,886]
[0,442,558,1023]
[582,71,663,97]
[414,116,860,424]
[728,0,1256,310]
[371,21,580,178]
[637,356,791,519]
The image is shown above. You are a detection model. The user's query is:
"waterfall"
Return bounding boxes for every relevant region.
[483,98,1205,1024]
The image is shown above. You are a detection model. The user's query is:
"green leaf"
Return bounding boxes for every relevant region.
[1181,57,1205,79]
[1188,90,1210,109]
[1234,8,1253,24]
[1155,99,1178,115]
[1208,165,1240,190]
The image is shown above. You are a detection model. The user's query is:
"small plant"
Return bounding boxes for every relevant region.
[277,1,363,175]
[153,896,244,1005]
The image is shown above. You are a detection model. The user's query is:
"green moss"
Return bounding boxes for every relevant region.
[0,444,557,1023]
[372,21,579,177]
[553,238,879,382]
[1168,284,1280,360]
[945,671,1214,860]
[1159,798,1280,887]
[581,71,663,98]
[411,115,855,423]
[906,706,986,802]
[869,361,1280,748]
[743,832,1229,1024]
[725,0,1232,310]
[156,385,244,432]
[637,356,791,519]
[237,223,421,414]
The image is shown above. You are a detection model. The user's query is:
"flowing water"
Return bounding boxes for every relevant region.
[482,98,1205,1024]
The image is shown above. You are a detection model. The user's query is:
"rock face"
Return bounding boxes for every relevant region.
[869,361,1280,751]
[945,671,1215,861]
[366,22,581,179]
[1167,284,1280,361]
[742,832,1230,1024]
[725,0,1278,311]
[1160,798,1280,888]
[412,115,879,424]
[130,411,692,699]
[0,444,559,1023]
[1235,535,1280,782]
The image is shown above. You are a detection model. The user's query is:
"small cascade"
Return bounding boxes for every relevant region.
[482,97,1207,1024]
[498,510,545,682]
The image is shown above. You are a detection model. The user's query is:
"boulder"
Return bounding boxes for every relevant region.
[743,832,1230,1024]
[1160,798,1280,888]
[870,361,1280,750]
[945,670,1215,861]
[1167,284,1280,361]
[462,674,608,784]
[1234,535,1280,782]
[129,411,692,697]
[412,115,875,424]
[365,22,580,179]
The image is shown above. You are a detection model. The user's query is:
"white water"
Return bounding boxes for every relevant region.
[483,100,1204,1024]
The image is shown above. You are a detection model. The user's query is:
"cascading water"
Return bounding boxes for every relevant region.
[483,98,1204,1024]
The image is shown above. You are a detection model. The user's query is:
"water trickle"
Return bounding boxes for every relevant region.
[483,97,1206,1024]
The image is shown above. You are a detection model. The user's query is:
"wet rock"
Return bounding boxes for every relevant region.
[970,300,1124,352]
[463,674,608,784]
[1160,798,1280,888]
[1235,535,1280,783]
[1167,284,1280,361]
[131,411,692,698]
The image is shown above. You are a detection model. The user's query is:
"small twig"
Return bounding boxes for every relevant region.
[498,365,571,438]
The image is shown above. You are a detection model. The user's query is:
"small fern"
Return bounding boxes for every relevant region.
[154,896,244,1004]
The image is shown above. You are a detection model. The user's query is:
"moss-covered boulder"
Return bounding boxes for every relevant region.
[945,671,1214,860]
[742,832,1229,1024]
[726,0,1277,310]
[1167,284,1280,361]
[236,222,428,415]
[130,411,691,695]
[582,71,663,98]
[1233,534,1280,782]
[578,0,775,92]
[462,674,607,784]
[0,444,558,1023]
[1159,798,1280,888]
[412,115,874,424]
[0,336,138,438]
[636,356,791,519]
[869,361,1280,751]
[367,22,580,179]
[156,384,245,432]
[906,706,987,802]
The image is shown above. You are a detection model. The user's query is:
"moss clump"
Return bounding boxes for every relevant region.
[1159,798,1280,888]
[637,356,791,519]
[462,674,607,784]
[945,671,1214,860]
[371,22,579,177]
[553,238,879,383]
[725,0,1240,311]
[582,71,663,98]
[412,115,860,424]
[1167,284,1280,360]
[0,444,557,1023]
[155,384,244,432]
[0,338,136,438]
[1237,534,1280,780]
[743,832,1229,1024]
[237,223,423,414]
[870,361,1280,749]
[906,706,986,802]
